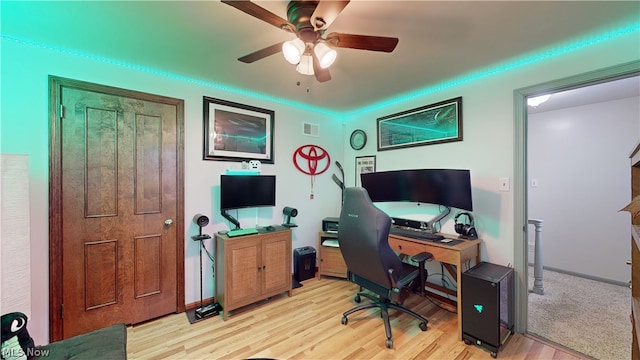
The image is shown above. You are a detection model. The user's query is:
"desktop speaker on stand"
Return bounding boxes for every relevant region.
[462,262,514,358]
[282,206,298,228]
[188,214,222,323]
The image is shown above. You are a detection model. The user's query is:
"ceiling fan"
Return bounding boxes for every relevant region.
[221,0,399,82]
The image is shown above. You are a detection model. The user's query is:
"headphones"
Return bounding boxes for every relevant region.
[454,212,478,239]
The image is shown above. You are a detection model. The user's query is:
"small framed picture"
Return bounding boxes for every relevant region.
[203,96,274,163]
[355,155,376,187]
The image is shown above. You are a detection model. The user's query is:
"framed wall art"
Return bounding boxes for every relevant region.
[203,96,274,163]
[377,97,462,151]
[355,155,376,187]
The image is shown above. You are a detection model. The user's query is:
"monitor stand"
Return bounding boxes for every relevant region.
[221,210,241,230]
[423,206,451,233]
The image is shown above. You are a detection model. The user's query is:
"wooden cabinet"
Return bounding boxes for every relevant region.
[629,141,640,360]
[215,229,292,320]
[318,232,347,278]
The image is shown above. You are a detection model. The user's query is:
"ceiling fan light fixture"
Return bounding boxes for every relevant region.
[282,38,305,65]
[296,54,314,75]
[314,42,337,69]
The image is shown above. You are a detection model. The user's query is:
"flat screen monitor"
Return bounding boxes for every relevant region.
[220,175,276,210]
[360,169,473,211]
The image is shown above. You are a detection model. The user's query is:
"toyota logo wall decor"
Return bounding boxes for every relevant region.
[293,144,331,199]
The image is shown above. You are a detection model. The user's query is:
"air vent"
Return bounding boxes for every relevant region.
[303,122,319,137]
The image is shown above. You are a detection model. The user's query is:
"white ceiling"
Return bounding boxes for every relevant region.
[2,1,639,113]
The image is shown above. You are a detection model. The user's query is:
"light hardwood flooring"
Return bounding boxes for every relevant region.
[127,277,585,359]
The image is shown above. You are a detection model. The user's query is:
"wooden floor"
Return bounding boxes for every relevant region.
[127,277,586,359]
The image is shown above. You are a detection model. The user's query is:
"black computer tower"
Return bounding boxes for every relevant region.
[294,246,316,282]
[462,262,514,358]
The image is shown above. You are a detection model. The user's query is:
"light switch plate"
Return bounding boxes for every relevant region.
[499,177,510,192]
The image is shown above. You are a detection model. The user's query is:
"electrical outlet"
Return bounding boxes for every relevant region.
[499,177,510,192]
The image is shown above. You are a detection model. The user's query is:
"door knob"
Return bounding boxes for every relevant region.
[164,219,173,226]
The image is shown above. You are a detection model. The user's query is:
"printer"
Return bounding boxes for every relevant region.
[322,217,339,233]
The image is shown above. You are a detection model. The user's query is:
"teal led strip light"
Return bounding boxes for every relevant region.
[0,33,342,118]
[2,21,639,118]
[346,22,640,117]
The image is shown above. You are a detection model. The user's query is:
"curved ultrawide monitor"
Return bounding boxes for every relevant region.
[360,169,473,211]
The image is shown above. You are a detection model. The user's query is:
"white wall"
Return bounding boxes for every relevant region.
[342,31,640,269]
[528,97,639,283]
[1,23,638,345]
[0,38,344,344]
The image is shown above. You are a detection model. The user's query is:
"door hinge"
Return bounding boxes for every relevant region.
[60,304,64,319]
[58,104,65,119]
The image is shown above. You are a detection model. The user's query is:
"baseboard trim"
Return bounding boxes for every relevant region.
[186,272,317,311]
[539,265,627,287]
[185,297,215,312]
[524,333,597,360]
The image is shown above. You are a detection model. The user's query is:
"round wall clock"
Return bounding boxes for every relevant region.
[350,129,367,150]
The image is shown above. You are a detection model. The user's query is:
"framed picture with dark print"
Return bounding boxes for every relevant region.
[377,97,462,151]
[355,155,376,187]
[203,96,274,163]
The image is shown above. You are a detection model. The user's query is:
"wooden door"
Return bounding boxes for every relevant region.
[49,77,184,340]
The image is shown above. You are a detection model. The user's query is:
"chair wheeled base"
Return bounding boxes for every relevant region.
[341,292,428,349]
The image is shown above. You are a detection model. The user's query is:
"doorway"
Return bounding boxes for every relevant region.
[48,76,185,341]
[513,60,640,334]
[525,77,638,359]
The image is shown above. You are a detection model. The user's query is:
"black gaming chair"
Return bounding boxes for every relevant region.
[338,187,433,349]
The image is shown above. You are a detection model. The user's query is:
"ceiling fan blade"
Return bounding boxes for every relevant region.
[238,42,284,63]
[312,52,331,82]
[326,32,399,52]
[311,0,350,30]
[221,0,294,32]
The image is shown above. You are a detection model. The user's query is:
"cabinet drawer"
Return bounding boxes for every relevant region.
[389,237,427,255]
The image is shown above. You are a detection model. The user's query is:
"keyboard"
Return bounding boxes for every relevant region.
[389,227,445,242]
[227,228,259,237]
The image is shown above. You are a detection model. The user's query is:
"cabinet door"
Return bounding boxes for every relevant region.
[226,237,261,306]
[321,246,348,278]
[262,232,291,295]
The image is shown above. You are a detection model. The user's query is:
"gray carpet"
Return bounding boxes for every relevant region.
[528,267,631,360]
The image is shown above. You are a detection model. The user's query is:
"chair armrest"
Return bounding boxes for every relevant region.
[388,268,398,289]
[411,252,433,264]
[410,252,432,298]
